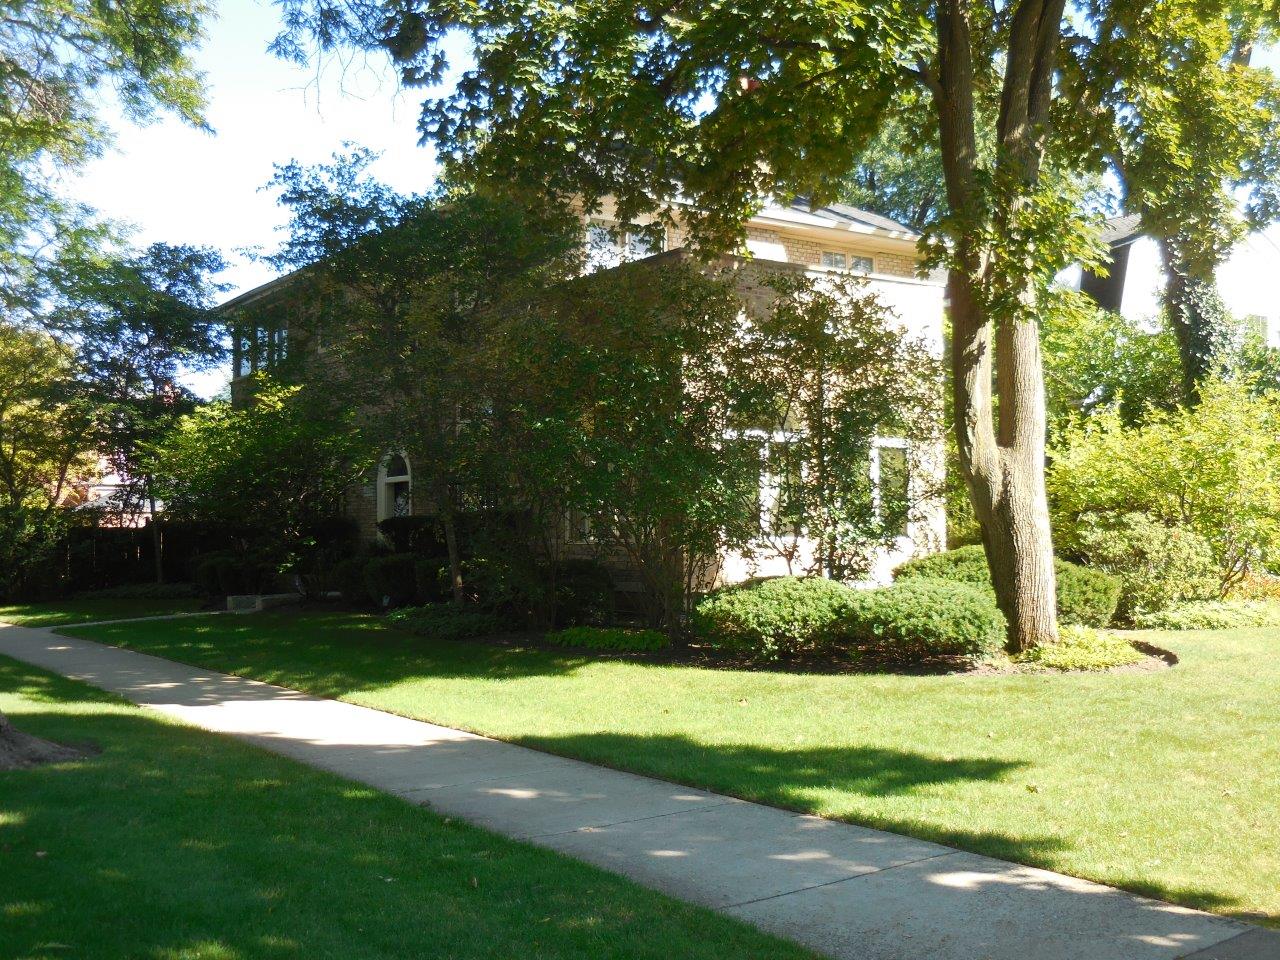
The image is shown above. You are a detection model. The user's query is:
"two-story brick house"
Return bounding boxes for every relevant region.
[220,198,947,585]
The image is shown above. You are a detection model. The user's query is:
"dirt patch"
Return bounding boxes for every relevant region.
[0,715,93,770]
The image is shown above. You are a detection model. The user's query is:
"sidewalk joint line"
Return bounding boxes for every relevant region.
[522,798,742,840]
[721,850,963,910]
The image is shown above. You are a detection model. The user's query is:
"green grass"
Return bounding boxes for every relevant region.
[0,597,204,627]
[0,655,816,960]
[67,609,1280,926]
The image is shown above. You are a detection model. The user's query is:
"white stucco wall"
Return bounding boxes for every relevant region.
[717,268,948,587]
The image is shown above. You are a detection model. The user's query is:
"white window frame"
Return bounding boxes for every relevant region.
[821,250,875,274]
[871,438,911,541]
[727,428,805,540]
[376,452,413,522]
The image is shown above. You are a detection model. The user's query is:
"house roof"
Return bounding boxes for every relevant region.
[1100,213,1143,248]
[782,199,920,237]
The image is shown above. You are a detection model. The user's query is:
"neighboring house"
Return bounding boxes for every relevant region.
[1062,214,1280,344]
[219,198,948,586]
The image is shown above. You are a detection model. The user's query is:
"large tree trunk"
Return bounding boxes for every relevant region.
[949,275,1059,651]
[931,0,1064,650]
[0,710,82,770]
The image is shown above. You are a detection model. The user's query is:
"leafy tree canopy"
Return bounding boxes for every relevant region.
[1,0,211,313]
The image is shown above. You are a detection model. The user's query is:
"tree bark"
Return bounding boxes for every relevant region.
[437,488,466,605]
[1157,238,1229,407]
[931,0,1063,650]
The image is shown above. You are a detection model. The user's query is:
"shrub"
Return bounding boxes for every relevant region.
[692,576,858,660]
[1077,513,1218,621]
[1015,625,1143,671]
[376,516,446,556]
[895,545,1120,627]
[1054,563,1122,627]
[895,545,993,586]
[835,578,1007,662]
[545,626,669,651]
[74,582,198,600]
[1231,571,1280,601]
[553,559,616,627]
[1049,381,1280,591]
[1133,599,1280,631]
[194,552,275,597]
[413,556,452,604]
[387,603,505,641]
[363,553,419,608]
[332,557,371,606]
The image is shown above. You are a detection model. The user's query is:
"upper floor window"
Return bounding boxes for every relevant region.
[586,219,665,271]
[821,251,875,274]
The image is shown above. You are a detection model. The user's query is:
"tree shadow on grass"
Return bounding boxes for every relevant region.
[516,730,1256,924]
[0,679,822,960]
[64,610,600,699]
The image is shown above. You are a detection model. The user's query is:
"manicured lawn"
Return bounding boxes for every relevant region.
[0,597,204,627]
[0,655,817,960]
[68,609,1280,927]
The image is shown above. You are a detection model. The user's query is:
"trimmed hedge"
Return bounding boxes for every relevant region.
[545,626,669,651]
[895,545,1120,627]
[75,582,198,600]
[386,603,505,641]
[692,576,858,660]
[363,553,418,608]
[835,578,1007,662]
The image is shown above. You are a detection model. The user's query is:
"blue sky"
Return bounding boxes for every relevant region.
[66,0,471,395]
[71,0,467,295]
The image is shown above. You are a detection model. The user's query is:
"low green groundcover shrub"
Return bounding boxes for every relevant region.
[1133,599,1280,631]
[1015,625,1143,671]
[387,604,505,641]
[895,545,1120,627]
[545,626,669,651]
[692,576,857,660]
[835,578,1007,662]
[75,582,198,600]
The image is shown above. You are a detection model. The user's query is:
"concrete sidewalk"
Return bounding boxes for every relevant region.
[1,621,1273,960]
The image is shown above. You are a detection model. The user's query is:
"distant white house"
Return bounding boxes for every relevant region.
[1059,215,1280,345]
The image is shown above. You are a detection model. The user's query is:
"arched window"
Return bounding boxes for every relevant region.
[377,453,412,521]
